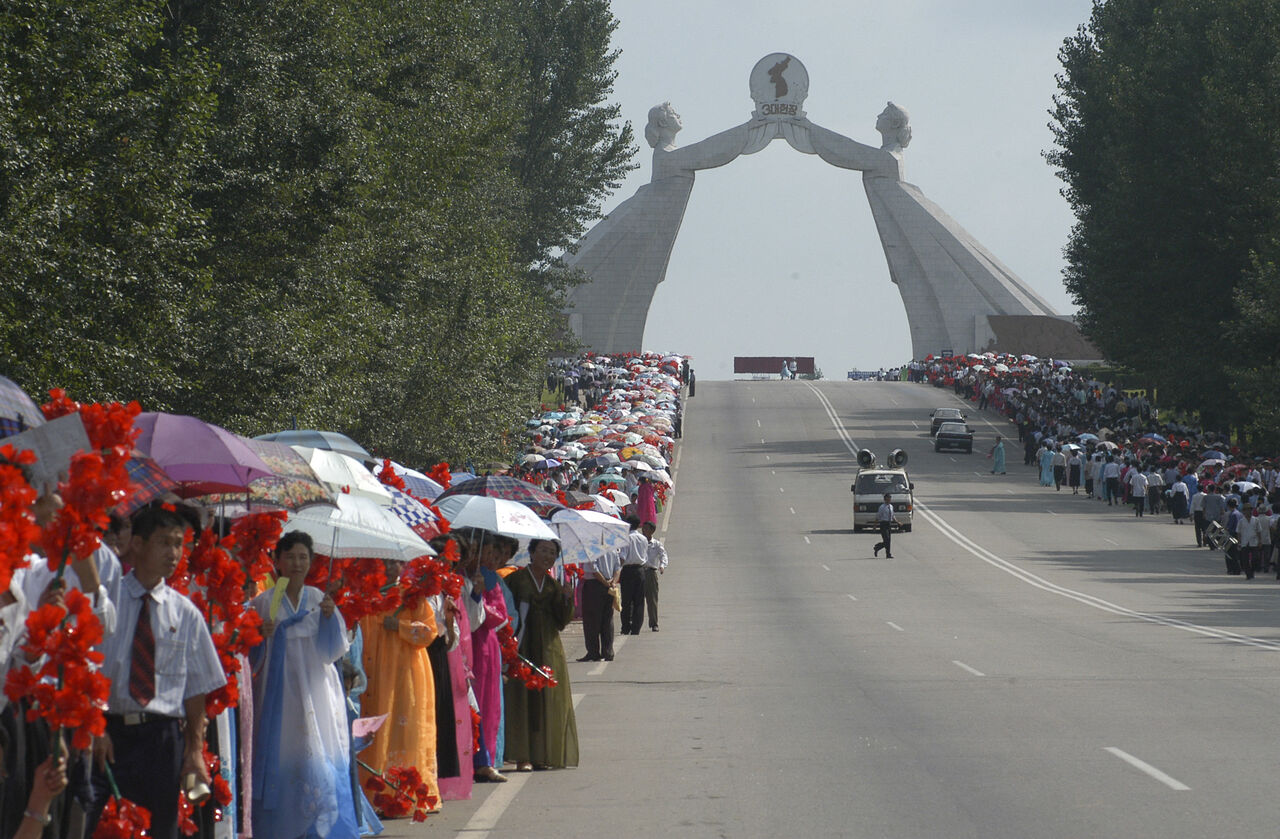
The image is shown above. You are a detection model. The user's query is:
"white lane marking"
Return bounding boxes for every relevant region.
[757,419,762,427]
[847,593,858,601]
[821,564,831,571]
[771,470,776,475]
[1104,747,1190,791]
[803,536,811,544]
[573,693,585,708]
[455,772,531,836]
[779,487,785,493]
[803,383,861,452]
[764,455,771,461]
[887,621,904,632]
[1006,489,1016,494]
[761,438,766,445]
[1046,510,1058,515]
[918,501,1280,651]
[952,660,985,677]
[911,421,919,429]
[789,506,796,515]
[890,398,899,405]
[805,385,1280,652]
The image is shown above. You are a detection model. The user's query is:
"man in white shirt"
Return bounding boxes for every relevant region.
[640,521,668,632]
[1102,458,1122,506]
[1238,505,1266,579]
[873,494,899,559]
[578,543,620,662]
[1127,467,1148,517]
[619,517,648,635]
[89,506,226,839]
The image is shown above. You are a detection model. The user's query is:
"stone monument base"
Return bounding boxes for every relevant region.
[979,315,1100,360]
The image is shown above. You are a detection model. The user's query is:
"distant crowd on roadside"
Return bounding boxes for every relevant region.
[907,353,1280,579]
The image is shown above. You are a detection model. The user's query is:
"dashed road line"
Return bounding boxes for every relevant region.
[803,535,811,544]
[952,660,985,677]
[821,564,831,571]
[847,593,857,601]
[789,507,796,515]
[886,621,904,632]
[1104,747,1190,791]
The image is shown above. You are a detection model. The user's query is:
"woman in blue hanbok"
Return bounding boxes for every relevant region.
[988,435,1006,475]
[1038,444,1055,487]
[250,531,359,839]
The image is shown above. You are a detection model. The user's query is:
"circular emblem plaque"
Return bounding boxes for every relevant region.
[749,53,809,121]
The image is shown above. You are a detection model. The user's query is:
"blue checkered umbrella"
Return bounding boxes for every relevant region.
[387,488,444,540]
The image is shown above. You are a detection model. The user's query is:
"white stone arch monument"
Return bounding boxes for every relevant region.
[564,54,1074,359]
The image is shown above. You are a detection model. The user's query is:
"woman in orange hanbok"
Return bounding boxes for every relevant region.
[358,561,440,812]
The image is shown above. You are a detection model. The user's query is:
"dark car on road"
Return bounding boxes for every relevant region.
[929,407,965,436]
[934,421,975,453]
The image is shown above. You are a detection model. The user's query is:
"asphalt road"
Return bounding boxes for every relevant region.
[392,380,1280,839]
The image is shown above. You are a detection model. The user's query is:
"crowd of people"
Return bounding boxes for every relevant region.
[0,350,689,839]
[910,353,1280,576]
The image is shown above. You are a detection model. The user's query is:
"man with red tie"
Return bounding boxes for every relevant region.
[89,505,225,839]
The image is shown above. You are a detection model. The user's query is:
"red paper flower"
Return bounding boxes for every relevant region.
[364,765,437,822]
[496,623,557,691]
[470,706,482,754]
[398,541,463,612]
[427,462,452,489]
[92,795,151,838]
[0,444,39,591]
[5,589,110,750]
[377,459,408,494]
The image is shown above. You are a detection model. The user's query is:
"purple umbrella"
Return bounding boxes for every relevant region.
[133,412,274,497]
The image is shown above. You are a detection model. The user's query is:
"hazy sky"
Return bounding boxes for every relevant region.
[601,0,1095,378]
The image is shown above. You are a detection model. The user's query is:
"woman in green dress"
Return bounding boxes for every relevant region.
[504,538,579,771]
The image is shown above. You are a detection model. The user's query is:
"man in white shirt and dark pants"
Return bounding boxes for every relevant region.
[619,517,648,635]
[578,542,620,662]
[873,494,898,559]
[640,521,668,632]
[89,506,226,839]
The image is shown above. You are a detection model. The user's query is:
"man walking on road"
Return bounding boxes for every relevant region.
[873,493,898,559]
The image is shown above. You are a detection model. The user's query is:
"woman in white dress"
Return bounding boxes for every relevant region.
[249,531,358,838]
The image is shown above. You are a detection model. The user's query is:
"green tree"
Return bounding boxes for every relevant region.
[1047,0,1280,433]
[506,0,637,276]
[0,0,215,408]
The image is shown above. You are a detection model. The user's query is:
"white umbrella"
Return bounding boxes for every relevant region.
[294,446,393,506]
[549,508,631,567]
[434,494,556,540]
[285,493,435,561]
[587,494,621,516]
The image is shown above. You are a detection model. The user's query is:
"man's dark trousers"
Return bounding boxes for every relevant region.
[580,578,614,659]
[619,565,644,634]
[874,522,893,557]
[643,567,660,629]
